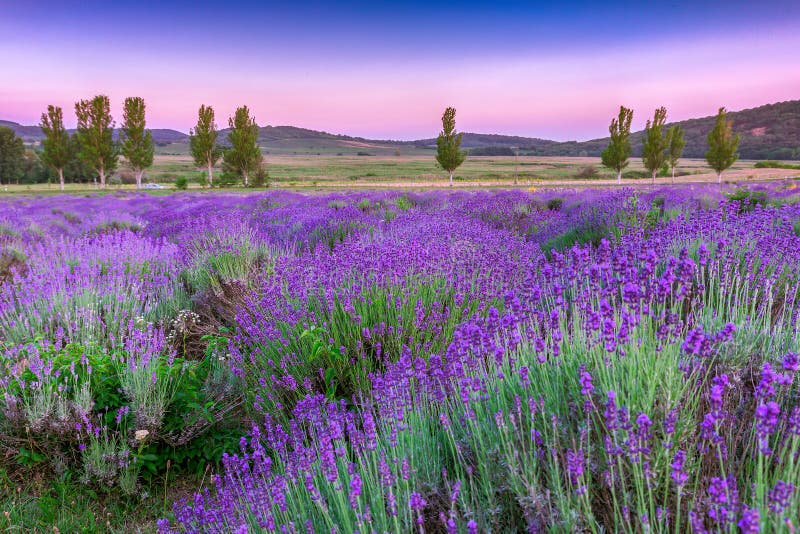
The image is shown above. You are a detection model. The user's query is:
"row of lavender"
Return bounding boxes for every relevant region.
[1,183,799,532]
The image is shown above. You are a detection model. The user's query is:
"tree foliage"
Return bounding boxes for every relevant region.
[190,105,221,187]
[74,95,117,188]
[642,107,668,183]
[0,126,26,185]
[120,97,154,188]
[600,106,633,183]
[222,106,261,187]
[705,107,740,182]
[39,105,72,190]
[435,107,466,184]
[665,125,686,183]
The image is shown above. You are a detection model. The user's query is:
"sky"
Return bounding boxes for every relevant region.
[1,0,799,140]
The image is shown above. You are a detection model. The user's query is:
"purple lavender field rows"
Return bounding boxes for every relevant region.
[1,183,800,532]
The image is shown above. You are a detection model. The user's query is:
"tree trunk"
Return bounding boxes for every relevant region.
[449,171,453,185]
[58,168,64,191]
[136,170,143,189]
[207,161,213,188]
[243,171,249,188]
[617,170,622,184]
[99,167,106,189]
[652,169,657,184]
[717,172,722,184]
[671,166,675,184]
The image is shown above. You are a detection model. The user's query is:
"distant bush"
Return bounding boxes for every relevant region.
[622,170,650,179]
[356,152,373,156]
[0,247,27,285]
[92,221,143,234]
[546,197,564,211]
[250,167,270,188]
[395,195,413,211]
[469,146,515,156]
[754,160,800,170]
[216,172,239,188]
[727,188,768,212]
[576,165,598,179]
[174,176,188,190]
[51,208,81,224]
[541,220,609,257]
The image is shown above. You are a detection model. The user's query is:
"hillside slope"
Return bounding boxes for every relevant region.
[3,99,799,159]
[526,100,800,160]
[0,120,189,146]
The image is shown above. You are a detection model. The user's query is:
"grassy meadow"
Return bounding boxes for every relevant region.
[2,153,799,194]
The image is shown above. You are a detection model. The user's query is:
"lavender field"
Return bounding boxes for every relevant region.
[2,184,800,532]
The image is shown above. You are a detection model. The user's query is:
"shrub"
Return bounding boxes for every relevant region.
[727,188,768,212]
[0,247,27,285]
[174,176,188,190]
[541,220,609,256]
[546,197,564,211]
[395,195,414,211]
[0,336,244,489]
[250,166,270,188]
[576,165,598,179]
[240,279,485,423]
[754,160,800,170]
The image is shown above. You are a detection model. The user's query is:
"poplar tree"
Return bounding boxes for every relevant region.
[120,97,154,189]
[75,95,117,188]
[600,106,633,184]
[39,106,73,190]
[665,125,686,183]
[705,107,740,183]
[0,127,25,185]
[642,107,668,184]
[222,106,261,187]
[189,105,221,187]
[435,107,466,185]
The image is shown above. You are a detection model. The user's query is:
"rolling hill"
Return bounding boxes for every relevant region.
[3,99,799,159]
[523,100,800,160]
[0,120,189,146]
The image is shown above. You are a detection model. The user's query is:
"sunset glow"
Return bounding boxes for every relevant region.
[1,1,799,139]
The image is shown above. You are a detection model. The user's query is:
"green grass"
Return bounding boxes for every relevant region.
[0,467,191,533]
[1,155,779,195]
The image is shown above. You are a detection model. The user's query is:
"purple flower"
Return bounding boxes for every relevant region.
[349,473,362,509]
[518,365,530,388]
[756,363,778,400]
[566,449,586,494]
[579,366,594,397]
[754,401,780,455]
[768,480,795,514]
[409,492,426,511]
[782,352,799,373]
[706,475,739,526]
[737,506,759,534]
[670,450,689,488]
